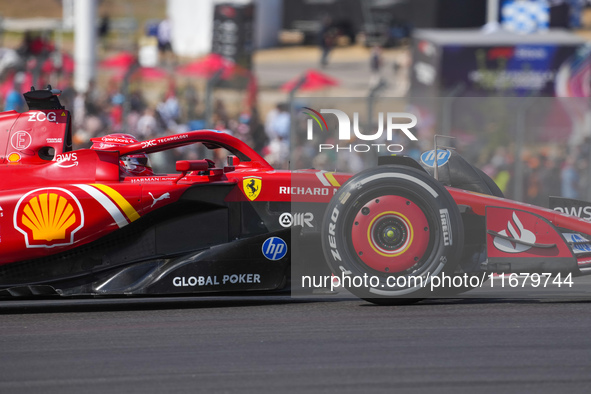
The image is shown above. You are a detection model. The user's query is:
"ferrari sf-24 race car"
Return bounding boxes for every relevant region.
[1,87,591,304]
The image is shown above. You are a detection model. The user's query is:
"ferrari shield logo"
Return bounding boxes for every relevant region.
[243,176,262,201]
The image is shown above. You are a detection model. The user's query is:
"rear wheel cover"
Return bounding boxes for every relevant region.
[350,194,431,273]
[321,165,464,303]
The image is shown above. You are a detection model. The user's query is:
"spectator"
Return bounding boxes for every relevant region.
[4,73,25,112]
[129,89,147,113]
[318,16,335,67]
[494,166,512,195]
[156,91,180,129]
[274,104,290,141]
[264,136,290,169]
[136,107,159,140]
[561,156,580,199]
[84,79,102,116]
[540,155,561,206]
[525,155,545,206]
[157,18,173,65]
[248,107,268,154]
[264,104,280,141]
[98,13,110,39]
[266,103,290,143]
[183,82,199,122]
[72,91,86,132]
[369,45,383,88]
[109,94,125,132]
[18,31,46,59]
[59,74,77,111]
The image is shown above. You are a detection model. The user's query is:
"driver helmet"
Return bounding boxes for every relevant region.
[90,133,153,176]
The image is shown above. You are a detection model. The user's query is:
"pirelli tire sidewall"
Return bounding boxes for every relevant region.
[321,165,464,300]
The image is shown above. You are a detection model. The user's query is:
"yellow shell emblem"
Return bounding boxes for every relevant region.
[21,193,77,241]
[243,177,262,201]
[15,188,84,248]
[7,152,21,163]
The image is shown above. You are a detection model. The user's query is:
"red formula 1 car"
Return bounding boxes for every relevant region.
[1,87,591,303]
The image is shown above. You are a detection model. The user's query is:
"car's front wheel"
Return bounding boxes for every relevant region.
[321,165,464,305]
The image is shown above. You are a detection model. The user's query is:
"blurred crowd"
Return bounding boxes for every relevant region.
[0,39,298,174]
[3,29,591,206]
[476,141,591,206]
[64,78,296,173]
[0,30,299,172]
[4,48,591,206]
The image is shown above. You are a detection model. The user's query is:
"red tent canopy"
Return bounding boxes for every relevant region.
[111,66,168,81]
[41,52,74,74]
[281,69,339,92]
[99,51,136,69]
[176,53,247,79]
[176,53,258,109]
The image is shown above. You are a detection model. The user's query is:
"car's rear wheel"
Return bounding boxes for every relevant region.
[321,165,464,305]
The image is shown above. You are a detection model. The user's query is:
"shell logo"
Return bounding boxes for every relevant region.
[14,188,84,248]
[7,152,21,163]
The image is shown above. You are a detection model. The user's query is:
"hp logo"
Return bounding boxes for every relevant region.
[420,149,451,168]
[262,237,288,261]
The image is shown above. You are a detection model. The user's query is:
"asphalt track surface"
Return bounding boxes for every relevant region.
[2,283,591,394]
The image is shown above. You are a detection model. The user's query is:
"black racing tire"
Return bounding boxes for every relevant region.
[321,165,464,305]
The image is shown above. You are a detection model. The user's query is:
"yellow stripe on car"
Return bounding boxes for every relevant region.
[325,172,341,187]
[91,184,141,222]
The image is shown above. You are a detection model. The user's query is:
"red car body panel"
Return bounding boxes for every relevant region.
[0,116,344,265]
[3,89,591,298]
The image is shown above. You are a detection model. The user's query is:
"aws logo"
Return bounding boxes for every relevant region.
[14,188,84,248]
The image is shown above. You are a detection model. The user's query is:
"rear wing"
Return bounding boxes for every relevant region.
[1,86,72,166]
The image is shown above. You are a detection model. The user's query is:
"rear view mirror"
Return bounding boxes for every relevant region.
[176,160,209,172]
[174,160,210,183]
